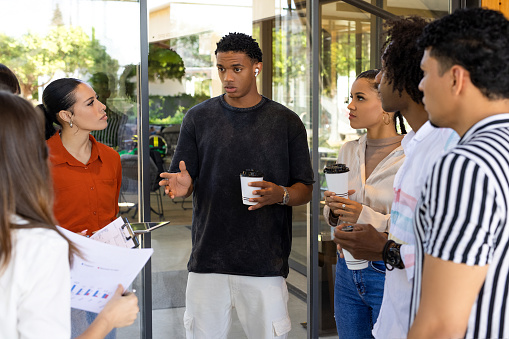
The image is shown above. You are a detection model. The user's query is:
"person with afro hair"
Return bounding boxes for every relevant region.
[160,32,314,338]
[333,16,458,339]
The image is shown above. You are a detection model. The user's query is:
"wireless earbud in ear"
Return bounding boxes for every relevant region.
[255,69,259,77]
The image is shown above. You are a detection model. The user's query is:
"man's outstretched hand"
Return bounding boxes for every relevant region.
[159,160,193,198]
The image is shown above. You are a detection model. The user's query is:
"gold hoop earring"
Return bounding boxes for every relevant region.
[382,112,390,125]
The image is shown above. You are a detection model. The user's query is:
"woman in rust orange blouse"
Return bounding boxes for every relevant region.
[39,78,122,339]
[39,78,121,237]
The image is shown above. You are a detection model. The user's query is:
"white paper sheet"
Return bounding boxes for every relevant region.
[90,216,138,248]
[58,227,153,313]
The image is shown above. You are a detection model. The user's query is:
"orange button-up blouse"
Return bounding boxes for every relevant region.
[47,133,122,236]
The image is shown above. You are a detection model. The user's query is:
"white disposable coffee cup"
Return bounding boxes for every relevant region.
[240,169,264,205]
[325,164,350,240]
[339,225,369,270]
[324,163,349,198]
[342,249,369,270]
[325,164,368,270]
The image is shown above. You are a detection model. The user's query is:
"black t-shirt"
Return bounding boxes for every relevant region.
[169,95,314,277]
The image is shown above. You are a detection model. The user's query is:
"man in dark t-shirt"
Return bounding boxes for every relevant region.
[160,33,314,338]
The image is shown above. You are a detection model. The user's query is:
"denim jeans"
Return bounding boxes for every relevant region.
[334,255,386,339]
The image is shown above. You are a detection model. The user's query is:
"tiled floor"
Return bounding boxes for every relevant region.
[117,186,338,338]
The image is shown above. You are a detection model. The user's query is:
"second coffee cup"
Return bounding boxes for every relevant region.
[325,164,369,270]
[324,163,349,198]
[340,225,369,270]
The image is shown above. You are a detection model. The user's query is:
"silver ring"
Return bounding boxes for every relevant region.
[342,204,346,209]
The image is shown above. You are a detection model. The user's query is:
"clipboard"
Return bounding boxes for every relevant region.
[90,216,140,248]
[121,218,140,248]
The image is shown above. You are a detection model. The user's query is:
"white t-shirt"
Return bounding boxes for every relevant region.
[0,217,70,339]
[373,123,458,338]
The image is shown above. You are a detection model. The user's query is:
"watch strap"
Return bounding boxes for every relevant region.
[277,185,289,205]
[382,240,395,271]
[383,240,404,270]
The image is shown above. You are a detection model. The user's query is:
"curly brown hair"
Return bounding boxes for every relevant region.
[381,16,429,105]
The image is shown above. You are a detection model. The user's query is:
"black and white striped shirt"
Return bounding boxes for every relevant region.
[411,114,509,338]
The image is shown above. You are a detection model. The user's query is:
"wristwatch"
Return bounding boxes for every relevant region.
[383,240,405,270]
[278,185,289,205]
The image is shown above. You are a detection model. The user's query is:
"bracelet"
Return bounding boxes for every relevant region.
[382,240,395,271]
[277,185,289,205]
[329,212,339,226]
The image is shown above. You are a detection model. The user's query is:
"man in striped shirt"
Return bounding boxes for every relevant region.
[408,8,509,338]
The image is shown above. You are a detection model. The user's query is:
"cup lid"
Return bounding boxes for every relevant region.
[323,163,349,173]
[240,169,264,177]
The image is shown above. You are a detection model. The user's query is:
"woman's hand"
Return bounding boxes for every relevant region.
[77,285,139,339]
[324,190,362,223]
[100,285,139,329]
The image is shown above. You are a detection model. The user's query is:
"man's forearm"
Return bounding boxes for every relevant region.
[287,183,313,206]
[408,255,489,339]
[408,314,467,339]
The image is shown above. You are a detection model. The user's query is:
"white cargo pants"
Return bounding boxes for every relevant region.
[184,272,291,339]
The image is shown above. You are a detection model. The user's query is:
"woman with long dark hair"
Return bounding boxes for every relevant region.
[39,78,124,338]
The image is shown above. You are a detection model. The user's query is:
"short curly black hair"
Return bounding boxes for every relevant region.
[417,8,509,100]
[215,32,263,63]
[382,16,429,105]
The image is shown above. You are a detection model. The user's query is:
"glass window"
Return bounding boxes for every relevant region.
[252,0,311,276]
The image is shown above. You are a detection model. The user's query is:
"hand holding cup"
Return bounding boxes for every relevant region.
[240,169,264,206]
